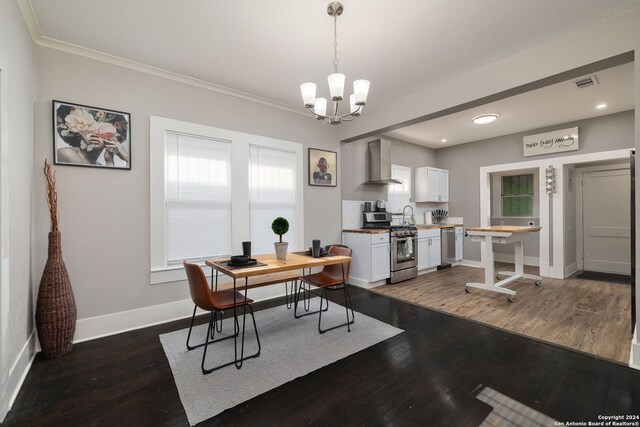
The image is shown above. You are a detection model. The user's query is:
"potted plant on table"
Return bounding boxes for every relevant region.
[272,217,290,260]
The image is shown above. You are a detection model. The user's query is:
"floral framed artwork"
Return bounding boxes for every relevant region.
[308,148,337,187]
[53,100,131,170]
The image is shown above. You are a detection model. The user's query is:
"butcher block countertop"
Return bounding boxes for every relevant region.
[465,225,541,233]
[342,229,390,234]
[343,224,463,234]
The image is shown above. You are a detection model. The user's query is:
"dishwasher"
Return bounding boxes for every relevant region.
[439,227,456,268]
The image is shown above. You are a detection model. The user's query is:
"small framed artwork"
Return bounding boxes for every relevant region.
[53,100,131,170]
[308,148,337,187]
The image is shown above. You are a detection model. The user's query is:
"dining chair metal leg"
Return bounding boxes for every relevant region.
[186,305,198,350]
[202,309,259,374]
[232,278,262,370]
[187,306,239,352]
[211,311,223,339]
[317,263,355,333]
[294,281,329,319]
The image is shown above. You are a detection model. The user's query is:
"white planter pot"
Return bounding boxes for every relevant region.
[274,242,289,260]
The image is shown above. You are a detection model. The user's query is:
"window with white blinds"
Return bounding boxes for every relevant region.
[388,164,412,212]
[150,117,304,284]
[249,146,297,254]
[165,132,231,263]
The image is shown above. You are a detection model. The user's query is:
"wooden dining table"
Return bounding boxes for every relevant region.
[204,251,352,368]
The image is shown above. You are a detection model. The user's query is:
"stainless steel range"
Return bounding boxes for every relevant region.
[362,212,418,283]
[388,226,417,283]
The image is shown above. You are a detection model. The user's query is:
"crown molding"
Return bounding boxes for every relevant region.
[16,0,310,118]
[15,0,41,42]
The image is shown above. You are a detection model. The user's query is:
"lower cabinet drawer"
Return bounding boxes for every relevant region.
[370,233,390,244]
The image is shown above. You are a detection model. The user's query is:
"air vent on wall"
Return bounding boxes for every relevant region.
[571,74,599,89]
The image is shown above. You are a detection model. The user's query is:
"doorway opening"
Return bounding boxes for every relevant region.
[572,160,631,281]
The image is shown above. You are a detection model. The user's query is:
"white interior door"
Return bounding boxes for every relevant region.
[582,168,630,274]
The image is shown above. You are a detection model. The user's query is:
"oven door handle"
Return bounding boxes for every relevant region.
[393,237,416,242]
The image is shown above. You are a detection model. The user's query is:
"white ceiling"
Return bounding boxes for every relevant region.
[383,62,635,148]
[29,0,640,110]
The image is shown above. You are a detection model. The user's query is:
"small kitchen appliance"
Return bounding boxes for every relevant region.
[375,200,387,212]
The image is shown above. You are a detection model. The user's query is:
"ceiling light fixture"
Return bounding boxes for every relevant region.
[596,103,607,109]
[472,114,499,125]
[300,2,370,125]
[441,139,447,143]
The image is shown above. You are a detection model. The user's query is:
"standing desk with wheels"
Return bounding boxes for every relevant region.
[464,226,542,302]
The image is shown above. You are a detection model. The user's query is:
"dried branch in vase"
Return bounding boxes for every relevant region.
[43,159,59,232]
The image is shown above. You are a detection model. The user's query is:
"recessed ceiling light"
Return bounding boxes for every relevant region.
[596,103,607,109]
[441,139,447,143]
[472,114,499,124]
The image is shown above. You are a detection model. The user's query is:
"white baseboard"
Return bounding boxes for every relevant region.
[630,328,640,370]
[73,298,201,344]
[457,259,483,268]
[494,253,540,266]
[73,287,288,344]
[348,276,387,289]
[564,263,578,278]
[0,330,37,422]
[417,267,438,276]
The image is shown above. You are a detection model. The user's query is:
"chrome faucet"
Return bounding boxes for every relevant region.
[402,205,414,226]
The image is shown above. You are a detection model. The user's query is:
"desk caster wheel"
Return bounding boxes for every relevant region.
[465,286,471,293]
[508,294,515,302]
[535,280,542,286]
[496,274,503,280]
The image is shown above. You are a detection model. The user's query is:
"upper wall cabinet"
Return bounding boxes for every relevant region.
[415,167,449,202]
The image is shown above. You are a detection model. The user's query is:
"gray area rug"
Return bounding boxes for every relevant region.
[160,299,403,425]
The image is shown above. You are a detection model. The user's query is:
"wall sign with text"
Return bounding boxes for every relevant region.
[523,127,579,157]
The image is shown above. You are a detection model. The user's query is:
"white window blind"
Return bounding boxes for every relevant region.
[249,145,297,255]
[388,165,412,213]
[165,132,231,263]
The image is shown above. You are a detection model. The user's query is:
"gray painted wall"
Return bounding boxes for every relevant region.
[0,0,35,418]
[340,136,437,201]
[436,110,635,262]
[34,47,340,320]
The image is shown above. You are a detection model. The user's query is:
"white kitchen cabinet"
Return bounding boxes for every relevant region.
[415,167,449,202]
[417,229,441,270]
[438,170,449,202]
[342,232,390,283]
[371,243,391,281]
[455,227,463,261]
[429,237,441,267]
[417,238,430,270]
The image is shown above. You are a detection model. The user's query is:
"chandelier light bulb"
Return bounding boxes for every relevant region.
[353,80,370,105]
[314,97,327,117]
[328,73,346,101]
[300,83,317,107]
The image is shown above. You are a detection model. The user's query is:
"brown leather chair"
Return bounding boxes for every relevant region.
[294,245,355,333]
[183,260,261,374]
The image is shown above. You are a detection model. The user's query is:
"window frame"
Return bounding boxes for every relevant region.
[150,117,304,284]
[501,173,534,217]
[388,164,412,211]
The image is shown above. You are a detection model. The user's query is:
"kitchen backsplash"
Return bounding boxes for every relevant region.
[342,200,459,229]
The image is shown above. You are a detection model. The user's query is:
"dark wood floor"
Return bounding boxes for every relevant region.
[5,287,640,426]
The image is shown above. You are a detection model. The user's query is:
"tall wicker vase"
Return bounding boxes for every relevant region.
[35,231,77,358]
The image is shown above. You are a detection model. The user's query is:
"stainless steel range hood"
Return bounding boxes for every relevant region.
[365,139,402,185]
